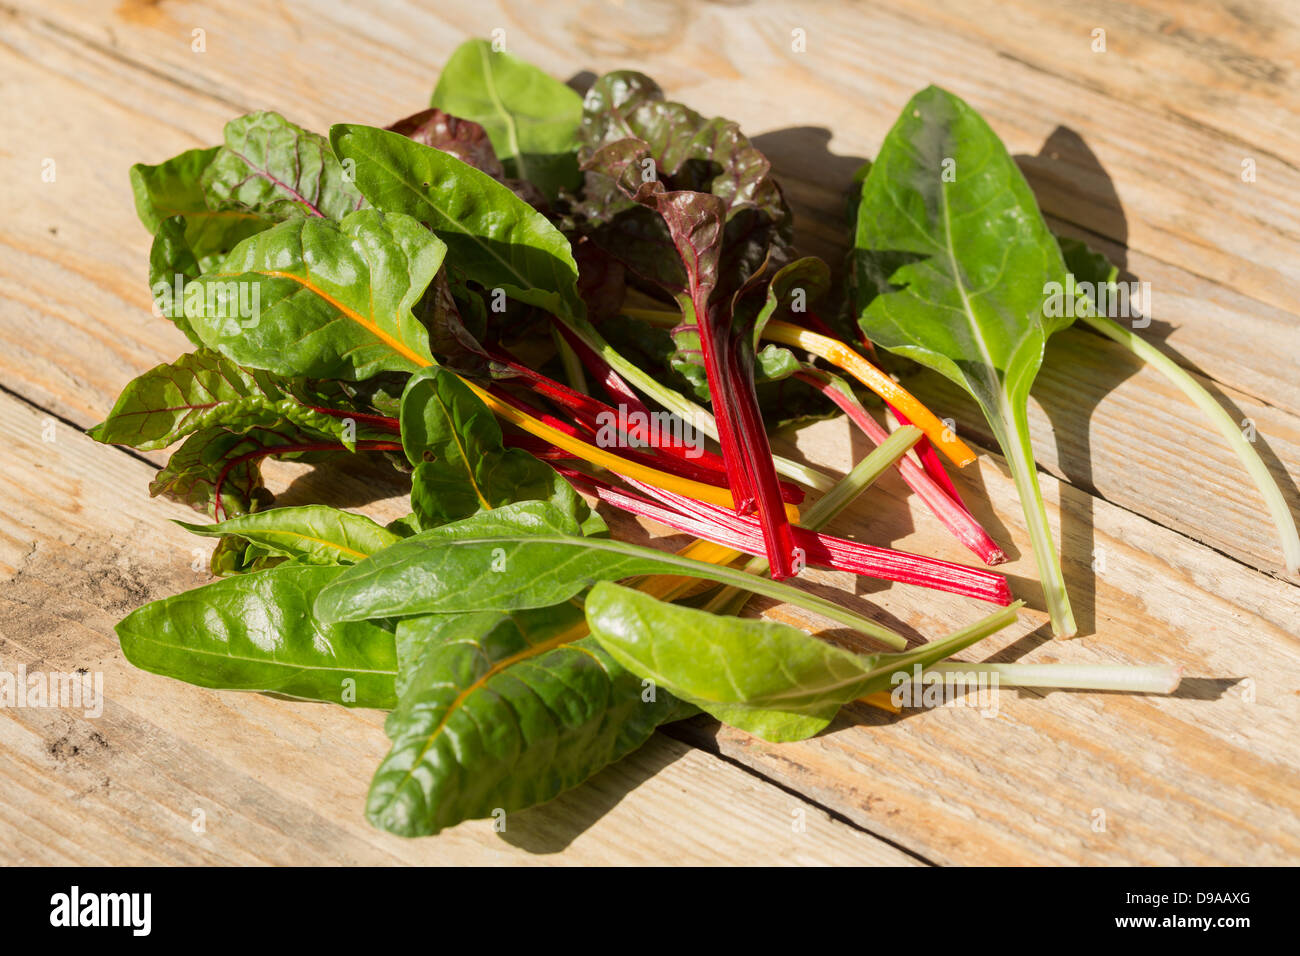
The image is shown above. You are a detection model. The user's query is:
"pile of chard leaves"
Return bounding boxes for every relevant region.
[97,39,1291,838]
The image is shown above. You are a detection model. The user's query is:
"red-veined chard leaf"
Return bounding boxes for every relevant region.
[430,38,584,200]
[115,564,397,708]
[87,348,361,452]
[149,420,390,519]
[186,209,445,380]
[586,582,1023,742]
[367,602,694,836]
[577,138,799,575]
[201,111,366,221]
[576,70,790,236]
[853,85,1078,636]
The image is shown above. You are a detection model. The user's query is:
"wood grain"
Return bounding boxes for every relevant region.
[0,0,1296,865]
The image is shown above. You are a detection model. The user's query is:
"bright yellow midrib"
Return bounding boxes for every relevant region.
[428,392,492,511]
[257,270,431,367]
[759,321,976,467]
[408,617,591,769]
[620,305,977,467]
[235,269,735,507]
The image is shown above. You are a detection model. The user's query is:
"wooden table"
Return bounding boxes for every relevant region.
[1,0,1296,865]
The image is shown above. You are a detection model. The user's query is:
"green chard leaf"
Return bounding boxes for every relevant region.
[116,564,397,708]
[187,209,444,380]
[313,501,906,646]
[202,111,366,221]
[209,534,288,575]
[132,145,272,347]
[88,349,357,451]
[148,216,269,347]
[368,602,693,836]
[399,367,595,530]
[328,124,585,323]
[585,583,1023,742]
[177,504,400,566]
[853,85,1077,636]
[130,146,272,249]
[430,38,583,199]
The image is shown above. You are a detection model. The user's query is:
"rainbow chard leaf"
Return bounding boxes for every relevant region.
[87,349,357,451]
[176,504,401,566]
[150,422,397,519]
[187,209,444,380]
[147,216,270,346]
[579,138,799,577]
[399,367,598,532]
[853,86,1078,636]
[209,534,289,576]
[314,501,906,647]
[130,147,273,254]
[430,38,583,200]
[385,107,548,208]
[586,583,1022,742]
[367,602,694,836]
[202,111,366,221]
[116,564,397,708]
[575,70,791,242]
[329,124,585,323]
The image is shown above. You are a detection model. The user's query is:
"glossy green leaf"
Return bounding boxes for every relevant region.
[399,367,592,530]
[131,146,219,232]
[148,217,270,346]
[853,86,1077,636]
[88,349,350,451]
[209,534,287,575]
[116,564,397,708]
[586,583,1023,742]
[314,501,906,646]
[187,209,444,380]
[430,38,583,199]
[132,147,272,294]
[202,111,365,221]
[177,504,400,566]
[368,602,693,836]
[131,146,272,246]
[329,124,584,322]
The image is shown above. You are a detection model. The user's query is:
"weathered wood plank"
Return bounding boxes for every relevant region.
[0,391,916,865]
[749,416,1300,865]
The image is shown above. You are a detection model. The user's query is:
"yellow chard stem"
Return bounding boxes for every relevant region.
[622,307,977,467]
